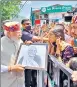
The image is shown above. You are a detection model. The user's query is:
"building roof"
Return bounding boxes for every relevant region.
[33,10,40,13]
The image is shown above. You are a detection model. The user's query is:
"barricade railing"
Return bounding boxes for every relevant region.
[49,55,73,87]
[37,55,73,87]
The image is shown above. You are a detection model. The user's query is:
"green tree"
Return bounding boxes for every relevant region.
[0,0,21,21]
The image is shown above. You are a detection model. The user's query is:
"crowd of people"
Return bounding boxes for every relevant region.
[1,13,77,87]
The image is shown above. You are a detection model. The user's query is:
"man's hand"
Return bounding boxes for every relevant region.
[56,38,61,47]
[56,38,61,55]
[24,40,33,44]
[8,64,25,72]
[71,71,77,82]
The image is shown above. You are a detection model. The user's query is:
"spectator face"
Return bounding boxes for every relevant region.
[48,32,56,43]
[70,23,77,38]
[22,20,31,29]
[52,28,65,41]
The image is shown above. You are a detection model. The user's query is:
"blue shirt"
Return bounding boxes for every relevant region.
[21,31,33,42]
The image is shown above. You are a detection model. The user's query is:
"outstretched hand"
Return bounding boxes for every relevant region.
[56,37,61,47]
[8,64,25,72]
[24,40,33,45]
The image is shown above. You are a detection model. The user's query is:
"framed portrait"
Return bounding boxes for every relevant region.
[16,43,48,71]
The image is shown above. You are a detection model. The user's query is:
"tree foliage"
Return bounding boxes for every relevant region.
[0,0,21,21]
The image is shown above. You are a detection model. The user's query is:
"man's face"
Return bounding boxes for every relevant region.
[28,46,37,57]
[48,32,56,43]
[70,24,77,38]
[22,20,31,29]
[9,30,22,40]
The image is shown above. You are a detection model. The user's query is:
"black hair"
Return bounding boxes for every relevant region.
[21,19,29,24]
[52,28,65,40]
[54,24,65,30]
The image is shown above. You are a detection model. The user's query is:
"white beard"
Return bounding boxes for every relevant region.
[11,37,21,46]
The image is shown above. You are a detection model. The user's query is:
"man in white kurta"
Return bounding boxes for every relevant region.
[1,21,25,87]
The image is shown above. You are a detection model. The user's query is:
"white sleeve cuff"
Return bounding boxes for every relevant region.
[1,65,8,73]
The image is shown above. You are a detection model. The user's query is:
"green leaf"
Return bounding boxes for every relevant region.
[0,0,21,21]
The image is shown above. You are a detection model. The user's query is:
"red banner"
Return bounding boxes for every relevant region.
[35,19,40,25]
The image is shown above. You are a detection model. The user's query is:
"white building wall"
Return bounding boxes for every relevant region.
[40,12,67,25]
[49,12,66,20]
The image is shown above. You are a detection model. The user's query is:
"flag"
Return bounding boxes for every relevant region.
[35,19,40,25]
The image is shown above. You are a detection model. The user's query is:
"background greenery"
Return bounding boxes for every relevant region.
[0,0,21,21]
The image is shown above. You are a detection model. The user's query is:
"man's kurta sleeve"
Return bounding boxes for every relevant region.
[1,65,8,73]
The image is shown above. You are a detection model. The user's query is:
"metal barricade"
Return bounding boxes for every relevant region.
[37,55,73,87]
[49,55,73,87]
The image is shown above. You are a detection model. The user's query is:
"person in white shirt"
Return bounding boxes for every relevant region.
[1,21,25,87]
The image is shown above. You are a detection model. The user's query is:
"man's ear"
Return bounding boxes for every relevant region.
[22,24,24,27]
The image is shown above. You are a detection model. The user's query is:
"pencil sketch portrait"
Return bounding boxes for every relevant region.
[17,44,48,70]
